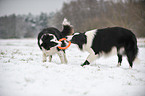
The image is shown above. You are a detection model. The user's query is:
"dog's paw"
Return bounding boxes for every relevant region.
[117,63,121,67]
[43,60,46,62]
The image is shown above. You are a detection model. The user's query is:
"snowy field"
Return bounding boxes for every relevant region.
[0,38,145,96]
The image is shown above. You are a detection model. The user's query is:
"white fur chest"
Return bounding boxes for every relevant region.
[42,47,58,55]
[83,29,97,52]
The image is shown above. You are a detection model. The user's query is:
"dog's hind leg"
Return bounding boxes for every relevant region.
[117,54,122,67]
[49,55,52,62]
[117,47,125,67]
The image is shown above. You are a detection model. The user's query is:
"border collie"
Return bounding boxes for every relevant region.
[38,18,74,63]
[67,27,138,68]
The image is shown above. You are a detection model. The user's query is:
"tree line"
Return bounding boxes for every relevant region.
[0,12,54,38]
[54,0,145,37]
[0,0,145,38]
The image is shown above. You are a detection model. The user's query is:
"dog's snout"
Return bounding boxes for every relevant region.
[66,36,73,41]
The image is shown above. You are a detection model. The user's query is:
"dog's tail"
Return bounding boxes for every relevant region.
[125,33,138,67]
[61,18,74,37]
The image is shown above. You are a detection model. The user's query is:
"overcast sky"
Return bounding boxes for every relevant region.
[0,0,69,16]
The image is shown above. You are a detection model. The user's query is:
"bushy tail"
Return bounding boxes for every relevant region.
[130,36,138,62]
[125,35,138,67]
[61,18,74,37]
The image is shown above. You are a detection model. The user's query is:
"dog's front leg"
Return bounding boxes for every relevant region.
[43,52,47,62]
[49,55,52,62]
[57,51,65,64]
[81,53,98,66]
[63,52,68,64]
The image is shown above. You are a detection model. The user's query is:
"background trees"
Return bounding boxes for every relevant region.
[54,0,145,37]
[0,0,144,38]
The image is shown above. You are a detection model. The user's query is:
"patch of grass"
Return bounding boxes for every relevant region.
[12,49,21,55]
[0,51,7,58]
[0,51,5,55]
[20,59,26,61]
[138,45,145,48]
[3,59,11,63]
[11,56,15,59]
[20,58,33,62]
[6,43,14,46]
[127,82,132,85]
[30,52,33,55]
[28,58,33,61]
[83,91,88,95]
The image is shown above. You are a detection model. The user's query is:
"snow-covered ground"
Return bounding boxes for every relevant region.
[0,38,145,96]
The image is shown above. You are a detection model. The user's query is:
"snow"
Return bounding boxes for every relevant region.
[0,38,145,96]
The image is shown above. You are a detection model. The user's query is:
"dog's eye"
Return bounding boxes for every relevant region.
[41,43,43,46]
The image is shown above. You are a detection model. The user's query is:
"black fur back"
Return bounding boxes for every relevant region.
[92,27,138,55]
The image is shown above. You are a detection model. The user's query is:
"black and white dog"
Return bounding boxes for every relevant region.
[38,18,74,63]
[67,27,138,68]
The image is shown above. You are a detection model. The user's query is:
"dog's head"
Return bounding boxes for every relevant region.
[40,34,61,50]
[66,33,87,49]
